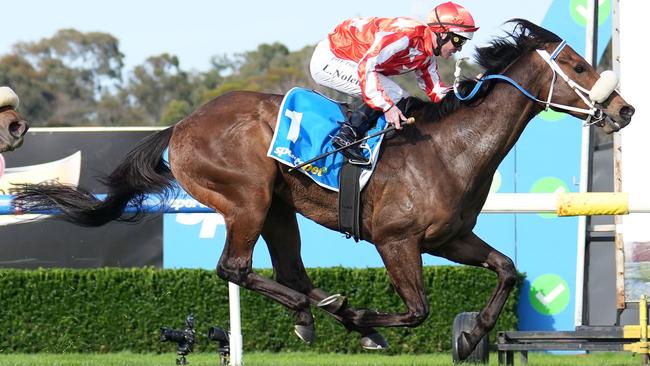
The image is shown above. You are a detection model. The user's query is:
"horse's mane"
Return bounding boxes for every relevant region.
[405,18,562,121]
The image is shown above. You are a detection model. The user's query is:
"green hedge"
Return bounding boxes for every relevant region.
[0,267,522,354]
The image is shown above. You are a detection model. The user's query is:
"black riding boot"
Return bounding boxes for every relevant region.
[332,104,380,164]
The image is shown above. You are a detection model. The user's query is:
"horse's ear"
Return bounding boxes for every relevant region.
[0,86,19,109]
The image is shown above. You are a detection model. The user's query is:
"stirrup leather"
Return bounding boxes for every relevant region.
[332,124,370,164]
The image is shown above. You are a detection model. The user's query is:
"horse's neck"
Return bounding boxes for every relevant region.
[432,59,543,190]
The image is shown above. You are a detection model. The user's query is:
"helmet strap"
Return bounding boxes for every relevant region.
[432,7,452,56]
[433,32,452,56]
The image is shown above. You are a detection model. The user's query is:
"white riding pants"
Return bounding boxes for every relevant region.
[309,39,408,108]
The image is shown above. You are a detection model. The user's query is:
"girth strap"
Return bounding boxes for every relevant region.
[338,162,363,241]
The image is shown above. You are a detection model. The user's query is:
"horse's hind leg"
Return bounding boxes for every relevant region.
[168,91,314,342]
[216,212,314,335]
[199,183,314,339]
[261,197,387,348]
[428,231,517,361]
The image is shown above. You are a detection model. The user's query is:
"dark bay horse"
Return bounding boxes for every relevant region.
[14,20,635,359]
[0,86,29,152]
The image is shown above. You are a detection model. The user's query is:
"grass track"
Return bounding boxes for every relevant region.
[0,351,642,365]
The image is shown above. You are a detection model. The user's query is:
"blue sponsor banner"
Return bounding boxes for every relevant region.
[163,213,516,267]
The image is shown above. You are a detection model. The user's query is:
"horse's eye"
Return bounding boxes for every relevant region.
[574,64,586,73]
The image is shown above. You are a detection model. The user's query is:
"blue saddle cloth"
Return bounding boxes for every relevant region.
[267,87,387,191]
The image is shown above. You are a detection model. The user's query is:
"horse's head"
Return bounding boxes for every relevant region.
[535,41,634,134]
[0,87,29,152]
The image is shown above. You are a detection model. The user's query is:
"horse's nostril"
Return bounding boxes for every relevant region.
[620,105,635,122]
[9,120,28,138]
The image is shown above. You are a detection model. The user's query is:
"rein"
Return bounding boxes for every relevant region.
[453,40,612,126]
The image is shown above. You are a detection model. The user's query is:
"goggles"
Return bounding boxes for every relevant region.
[450,34,467,48]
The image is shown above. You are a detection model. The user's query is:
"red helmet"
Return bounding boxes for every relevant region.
[427,2,479,40]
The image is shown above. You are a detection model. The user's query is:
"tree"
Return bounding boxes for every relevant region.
[201,43,318,101]
[160,99,192,125]
[13,29,124,93]
[1,29,125,126]
[236,42,291,76]
[0,54,56,124]
[1,29,481,127]
[125,54,194,125]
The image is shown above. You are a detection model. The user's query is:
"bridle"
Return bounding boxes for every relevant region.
[454,40,617,126]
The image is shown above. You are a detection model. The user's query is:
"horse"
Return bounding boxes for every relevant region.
[13,19,635,360]
[0,86,29,152]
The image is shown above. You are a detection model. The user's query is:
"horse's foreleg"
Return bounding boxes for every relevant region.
[261,198,383,346]
[428,232,517,361]
[347,238,429,328]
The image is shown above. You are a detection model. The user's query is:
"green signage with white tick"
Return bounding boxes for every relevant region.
[530,274,571,315]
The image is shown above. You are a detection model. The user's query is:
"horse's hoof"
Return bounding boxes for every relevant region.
[294,324,315,344]
[317,293,347,313]
[360,332,389,350]
[456,332,473,361]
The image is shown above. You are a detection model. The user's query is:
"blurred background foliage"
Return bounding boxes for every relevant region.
[0,29,479,127]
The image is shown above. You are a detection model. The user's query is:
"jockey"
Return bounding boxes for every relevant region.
[310,1,478,164]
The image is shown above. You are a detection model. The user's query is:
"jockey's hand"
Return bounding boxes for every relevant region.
[384,105,407,130]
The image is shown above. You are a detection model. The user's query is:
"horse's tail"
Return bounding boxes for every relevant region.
[12,127,175,226]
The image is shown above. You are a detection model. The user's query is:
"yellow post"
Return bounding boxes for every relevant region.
[624,295,650,363]
[642,296,648,365]
[556,192,629,216]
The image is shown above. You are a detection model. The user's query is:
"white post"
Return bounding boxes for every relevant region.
[574,0,598,328]
[481,192,650,215]
[619,0,650,307]
[611,0,625,309]
[228,282,243,366]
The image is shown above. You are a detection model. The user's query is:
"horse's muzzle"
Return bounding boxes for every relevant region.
[0,120,29,152]
[619,105,635,125]
[597,103,635,134]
